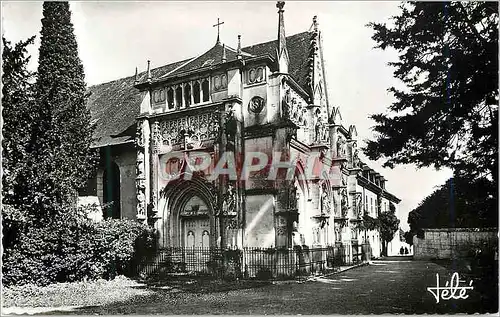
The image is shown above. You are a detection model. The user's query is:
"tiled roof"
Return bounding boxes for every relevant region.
[88,59,190,147]
[87,32,312,147]
[243,31,310,89]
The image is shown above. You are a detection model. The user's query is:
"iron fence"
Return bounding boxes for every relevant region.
[133,243,370,280]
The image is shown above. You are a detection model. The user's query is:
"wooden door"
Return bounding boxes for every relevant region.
[183,217,211,272]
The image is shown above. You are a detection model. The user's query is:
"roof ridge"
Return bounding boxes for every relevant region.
[242,30,310,50]
[157,55,200,80]
[89,31,311,88]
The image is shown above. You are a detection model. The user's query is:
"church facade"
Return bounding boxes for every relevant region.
[82,1,401,261]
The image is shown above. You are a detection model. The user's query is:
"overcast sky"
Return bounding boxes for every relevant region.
[2,1,453,230]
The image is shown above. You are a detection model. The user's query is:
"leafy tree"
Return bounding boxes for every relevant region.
[2,36,36,207]
[364,2,498,184]
[378,203,400,256]
[20,1,97,221]
[407,174,497,240]
[403,231,414,246]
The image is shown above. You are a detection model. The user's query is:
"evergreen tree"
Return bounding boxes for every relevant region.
[2,36,36,205]
[364,2,498,183]
[2,36,36,252]
[22,1,97,221]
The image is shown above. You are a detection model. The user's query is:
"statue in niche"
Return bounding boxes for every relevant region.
[337,136,346,157]
[314,117,322,143]
[340,188,348,217]
[356,194,362,218]
[136,151,145,179]
[334,226,341,242]
[321,125,329,142]
[353,148,360,167]
[224,107,237,141]
[137,189,146,216]
[320,183,330,215]
[282,88,291,118]
[135,122,145,148]
[222,183,236,215]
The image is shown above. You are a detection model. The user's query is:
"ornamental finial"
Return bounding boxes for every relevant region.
[146,60,151,82]
[277,0,285,12]
[237,35,242,59]
[222,44,227,63]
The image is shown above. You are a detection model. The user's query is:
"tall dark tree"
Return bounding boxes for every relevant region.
[2,36,36,206]
[364,2,498,184]
[2,36,36,257]
[22,1,97,221]
[378,203,400,256]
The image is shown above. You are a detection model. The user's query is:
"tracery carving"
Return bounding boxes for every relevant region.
[151,121,160,154]
[159,111,219,147]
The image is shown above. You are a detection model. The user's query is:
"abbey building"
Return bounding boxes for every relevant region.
[81,1,402,260]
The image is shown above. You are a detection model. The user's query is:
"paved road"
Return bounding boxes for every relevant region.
[53,259,498,315]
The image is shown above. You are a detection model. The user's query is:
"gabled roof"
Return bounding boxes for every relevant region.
[87,31,312,148]
[87,58,190,147]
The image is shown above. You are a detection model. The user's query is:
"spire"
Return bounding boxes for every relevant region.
[146,60,151,82]
[313,15,318,32]
[276,1,289,73]
[237,35,242,59]
[222,44,227,63]
[134,66,138,84]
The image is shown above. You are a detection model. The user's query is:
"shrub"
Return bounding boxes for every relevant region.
[2,204,157,286]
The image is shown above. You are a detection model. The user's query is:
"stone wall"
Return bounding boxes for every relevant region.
[413,228,498,260]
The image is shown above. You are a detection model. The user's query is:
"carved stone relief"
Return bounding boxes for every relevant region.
[135,120,147,218]
[159,112,219,148]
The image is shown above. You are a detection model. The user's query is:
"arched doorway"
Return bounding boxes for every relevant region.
[159,176,217,249]
[103,162,121,219]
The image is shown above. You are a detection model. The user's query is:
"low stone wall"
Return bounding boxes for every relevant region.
[413,228,498,260]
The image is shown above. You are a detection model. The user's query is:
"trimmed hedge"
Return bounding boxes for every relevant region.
[2,204,156,286]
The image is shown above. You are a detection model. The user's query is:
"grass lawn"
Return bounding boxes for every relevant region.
[1,275,271,309]
[2,276,153,308]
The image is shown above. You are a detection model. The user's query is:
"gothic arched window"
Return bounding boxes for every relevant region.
[202,79,209,102]
[193,81,201,104]
[184,83,191,107]
[175,86,182,108]
[167,88,174,109]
